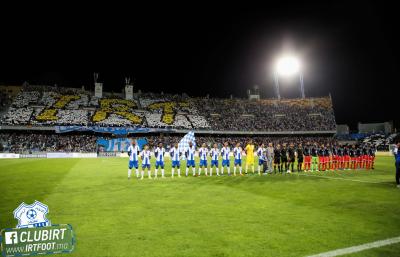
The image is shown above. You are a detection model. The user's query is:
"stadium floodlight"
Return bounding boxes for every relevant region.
[276,56,300,76]
[273,55,305,100]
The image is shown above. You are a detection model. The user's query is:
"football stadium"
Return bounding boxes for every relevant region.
[1,3,400,257]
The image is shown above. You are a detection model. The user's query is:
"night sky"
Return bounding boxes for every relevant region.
[1,2,399,130]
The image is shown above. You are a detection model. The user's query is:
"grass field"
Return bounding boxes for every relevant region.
[1,156,400,257]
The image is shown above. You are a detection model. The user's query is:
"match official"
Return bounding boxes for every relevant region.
[394,143,400,188]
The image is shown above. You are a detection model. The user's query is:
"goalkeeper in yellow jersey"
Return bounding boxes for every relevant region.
[245,139,255,174]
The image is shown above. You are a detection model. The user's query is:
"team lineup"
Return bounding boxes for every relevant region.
[127,139,377,179]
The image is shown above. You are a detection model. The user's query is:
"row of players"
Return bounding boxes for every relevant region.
[127,139,376,179]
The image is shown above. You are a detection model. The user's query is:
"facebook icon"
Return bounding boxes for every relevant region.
[5,231,18,244]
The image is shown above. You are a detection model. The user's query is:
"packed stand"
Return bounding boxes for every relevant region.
[0,85,336,132]
[0,132,97,153]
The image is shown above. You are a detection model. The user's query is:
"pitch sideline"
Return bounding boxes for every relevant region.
[306,236,400,257]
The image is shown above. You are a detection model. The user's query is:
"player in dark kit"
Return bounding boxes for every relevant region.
[324,145,331,171]
[280,144,288,173]
[355,146,362,169]
[368,145,376,169]
[337,145,344,170]
[287,144,296,172]
[318,145,325,171]
[344,145,350,170]
[303,143,311,171]
[297,143,304,172]
[331,145,338,170]
[349,145,356,170]
[361,145,368,169]
[274,144,282,173]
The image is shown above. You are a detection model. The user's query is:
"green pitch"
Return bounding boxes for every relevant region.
[1,156,400,257]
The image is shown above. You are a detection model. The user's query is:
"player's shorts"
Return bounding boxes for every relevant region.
[129,160,138,169]
[351,157,357,162]
[155,161,164,169]
[332,155,337,162]
[318,156,325,163]
[344,155,350,162]
[297,157,303,163]
[362,155,368,161]
[211,160,219,167]
[186,160,195,167]
[311,156,318,163]
[142,163,151,169]
[234,159,242,166]
[172,161,180,168]
[304,156,311,163]
[281,158,287,163]
[288,157,295,163]
[274,158,280,164]
[324,156,330,163]
[258,159,264,165]
[222,160,230,167]
[199,160,207,167]
[246,157,254,165]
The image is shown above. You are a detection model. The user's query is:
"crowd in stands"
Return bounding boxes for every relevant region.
[0,132,97,153]
[0,131,336,153]
[0,85,336,132]
[143,135,337,150]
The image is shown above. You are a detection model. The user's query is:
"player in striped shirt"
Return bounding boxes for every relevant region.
[233,143,243,176]
[257,143,266,175]
[140,144,152,180]
[170,143,182,178]
[185,141,196,177]
[154,142,166,178]
[221,142,231,175]
[127,139,140,179]
[198,143,209,176]
[210,143,220,176]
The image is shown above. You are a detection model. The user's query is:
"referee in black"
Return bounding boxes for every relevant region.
[394,142,400,188]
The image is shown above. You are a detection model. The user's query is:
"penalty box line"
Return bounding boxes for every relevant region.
[306,236,400,257]
[297,173,392,185]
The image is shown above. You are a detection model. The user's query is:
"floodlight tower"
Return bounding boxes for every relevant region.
[273,56,305,99]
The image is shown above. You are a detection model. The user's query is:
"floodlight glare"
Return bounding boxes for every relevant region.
[276,56,300,76]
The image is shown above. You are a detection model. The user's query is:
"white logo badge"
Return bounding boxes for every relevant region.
[13,200,51,228]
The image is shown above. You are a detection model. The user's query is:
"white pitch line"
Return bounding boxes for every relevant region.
[306,236,400,257]
[298,173,391,184]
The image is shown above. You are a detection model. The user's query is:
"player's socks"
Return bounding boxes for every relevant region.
[216,168,219,176]
[155,169,158,178]
[239,167,242,175]
[186,168,189,176]
[227,168,231,175]
[141,171,144,179]
[234,167,236,176]
[193,169,196,176]
[172,168,175,178]
[161,169,165,177]
[210,169,213,176]
[148,170,151,179]
[135,169,139,178]
[178,169,181,177]
[128,169,131,179]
